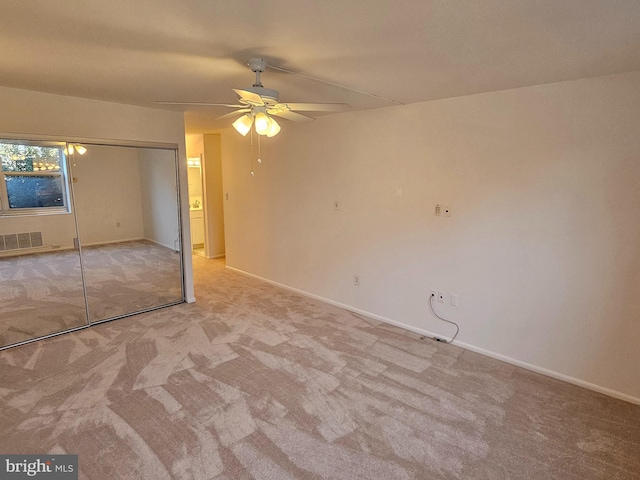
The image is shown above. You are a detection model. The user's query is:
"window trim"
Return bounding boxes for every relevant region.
[0,139,72,216]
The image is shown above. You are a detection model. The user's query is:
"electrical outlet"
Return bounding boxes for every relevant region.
[354,275,360,286]
[434,204,441,216]
[430,289,438,299]
[438,291,445,303]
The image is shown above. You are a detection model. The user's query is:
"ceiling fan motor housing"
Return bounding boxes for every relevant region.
[247,57,268,73]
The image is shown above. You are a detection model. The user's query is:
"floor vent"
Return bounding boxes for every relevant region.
[0,232,43,251]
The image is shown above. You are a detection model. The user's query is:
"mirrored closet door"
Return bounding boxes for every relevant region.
[71,144,183,323]
[0,139,184,349]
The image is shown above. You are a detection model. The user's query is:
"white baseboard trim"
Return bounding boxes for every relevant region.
[0,245,68,258]
[81,237,145,248]
[144,237,175,250]
[1,238,146,257]
[225,265,640,406]
[452,340,640,405]
[207,253,226,259]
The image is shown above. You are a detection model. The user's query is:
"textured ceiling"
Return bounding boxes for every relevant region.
[1,0,639,133]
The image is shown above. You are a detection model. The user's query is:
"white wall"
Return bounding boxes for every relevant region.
[221,71,640,403]
[0,85,194,301]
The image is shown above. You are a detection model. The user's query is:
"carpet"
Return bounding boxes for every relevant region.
[0,256,638,479]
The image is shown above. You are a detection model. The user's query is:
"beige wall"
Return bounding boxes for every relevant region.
[221,71,640,403]
[203,134,225,258]
[0,85,194,301]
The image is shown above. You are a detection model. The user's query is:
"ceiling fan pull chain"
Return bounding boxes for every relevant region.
[249,128,255,176]
[258,134,262,164]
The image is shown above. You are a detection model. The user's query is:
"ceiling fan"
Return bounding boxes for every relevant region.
[158,58,351,137]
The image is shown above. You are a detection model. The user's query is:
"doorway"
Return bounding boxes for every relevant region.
[187,156,205,256]
[186,133,225,260]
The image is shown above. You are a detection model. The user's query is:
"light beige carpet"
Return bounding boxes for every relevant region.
[0,240,182,348]
[0,257,638,479]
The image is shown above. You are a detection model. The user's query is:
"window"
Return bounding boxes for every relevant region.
[0,140,70,215]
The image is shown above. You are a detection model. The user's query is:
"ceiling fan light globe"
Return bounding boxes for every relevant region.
[254,112,270,135]
[232,114,253,136]
[266,117,281,137]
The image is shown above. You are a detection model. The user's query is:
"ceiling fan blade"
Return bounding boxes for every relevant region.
[233,89,265,106]
[277,102,351,112]
[270,110,315,122]
[156,101,245,107]
[214,109,251,121]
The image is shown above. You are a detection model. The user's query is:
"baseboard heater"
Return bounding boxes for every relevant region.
[0,232,44,251]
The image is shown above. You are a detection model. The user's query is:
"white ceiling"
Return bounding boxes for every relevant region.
[2,1,639,133]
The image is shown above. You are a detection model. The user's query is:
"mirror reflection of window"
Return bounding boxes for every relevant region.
[0,141,70,213]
